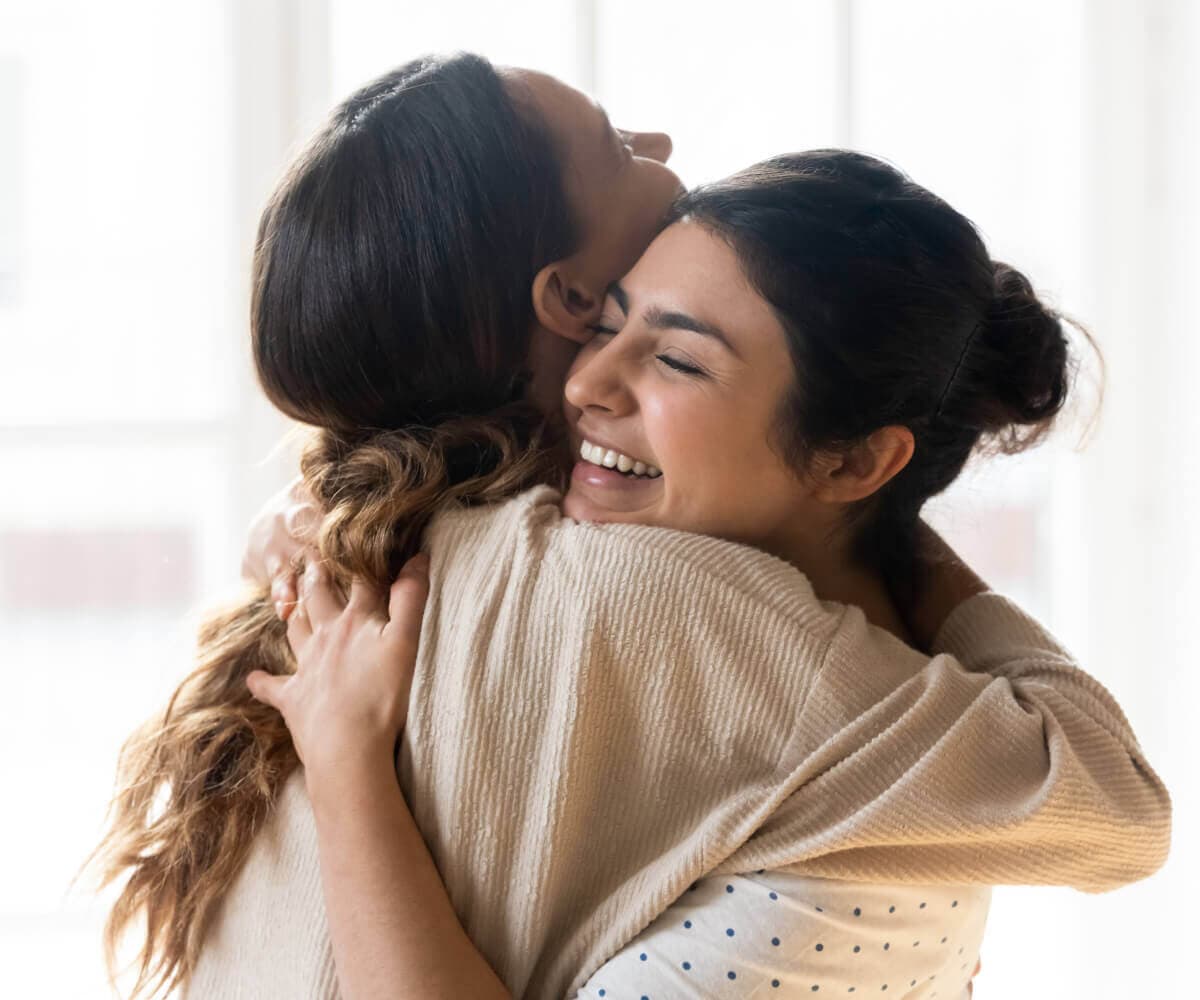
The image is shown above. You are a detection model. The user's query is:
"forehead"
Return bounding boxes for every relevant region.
[502,68,613,172]
[626,221,789,355]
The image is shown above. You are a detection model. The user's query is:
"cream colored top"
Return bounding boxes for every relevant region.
[186,486,1170,1000]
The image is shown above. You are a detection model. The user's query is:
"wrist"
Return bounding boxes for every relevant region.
[304,740,399,805]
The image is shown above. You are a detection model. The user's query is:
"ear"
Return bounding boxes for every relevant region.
[810,426,916,504]
[531,262,604,344]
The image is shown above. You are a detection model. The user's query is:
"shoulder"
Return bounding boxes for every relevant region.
[429,484,846,640]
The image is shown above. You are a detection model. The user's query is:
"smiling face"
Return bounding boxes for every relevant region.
[506,68,683,294]
[561,220,825,550]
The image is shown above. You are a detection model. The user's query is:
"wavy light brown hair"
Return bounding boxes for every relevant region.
[84,52,575,999]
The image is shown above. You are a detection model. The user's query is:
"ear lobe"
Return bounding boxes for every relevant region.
[532,263,602,345]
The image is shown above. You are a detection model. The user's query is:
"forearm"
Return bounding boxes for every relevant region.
[306,753,512,1000]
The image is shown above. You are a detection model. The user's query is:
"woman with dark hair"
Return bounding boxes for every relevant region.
[89,54,1168,1000]
[241,152,1170,999]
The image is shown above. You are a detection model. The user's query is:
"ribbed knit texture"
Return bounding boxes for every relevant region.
[186,486,1170,1000]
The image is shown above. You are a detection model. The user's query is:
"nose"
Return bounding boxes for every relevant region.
[563,340,635,418]
[627,130,673,164]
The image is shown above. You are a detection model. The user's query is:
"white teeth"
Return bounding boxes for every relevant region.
[579,438,660,479]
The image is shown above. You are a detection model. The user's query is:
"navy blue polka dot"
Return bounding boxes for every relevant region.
[853,945,861,953]
[771,937,781,947]
[639,952,647,961]
[853,907,862,916]
[726,884,735,893]
[883,943,890,951]
[598,991,605,997]
[683,920,692,929]
[815,943,824,951]
[641,995,649,1000]
[888,905,895,913]
[811,987,819,993]
[919,902,926,909]
[770,981,779,989]
[682,961,691,971]
[728,971,737,980]
[769,891,779,900]
[726,928,735,937]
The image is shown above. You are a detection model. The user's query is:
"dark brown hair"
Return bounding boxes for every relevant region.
[674,150,1101,597]
[87,52,575,999]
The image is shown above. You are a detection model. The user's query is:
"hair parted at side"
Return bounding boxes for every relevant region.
[84,51,576,1000]
[672,149,1103,600]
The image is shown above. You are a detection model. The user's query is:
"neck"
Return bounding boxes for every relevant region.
[772,527,916,648]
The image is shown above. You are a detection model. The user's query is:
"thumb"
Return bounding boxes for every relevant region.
[246,670,288,711]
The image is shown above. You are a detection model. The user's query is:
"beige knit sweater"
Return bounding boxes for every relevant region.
[186,486,1171,1000]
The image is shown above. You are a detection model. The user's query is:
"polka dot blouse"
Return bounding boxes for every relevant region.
[575,872,989,999]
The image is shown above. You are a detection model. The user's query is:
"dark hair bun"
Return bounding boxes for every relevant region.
[971,260,1072,453]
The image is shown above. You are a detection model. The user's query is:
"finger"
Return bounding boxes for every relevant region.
[286,597,313,652]
[284,501,318,543]
[272,573,298,620]
[300,556,344,625]
[246,670,288,710]
[384,553,431,645]
[347,575,389,619]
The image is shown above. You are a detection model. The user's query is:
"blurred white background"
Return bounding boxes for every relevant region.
[1,1,1195,997]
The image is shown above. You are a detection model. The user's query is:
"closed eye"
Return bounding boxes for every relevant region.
[586,323,620,336]
[657,354,705,377]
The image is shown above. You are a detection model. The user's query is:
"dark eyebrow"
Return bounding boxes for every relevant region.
[605,282,739,357]
[645,306,739,357]
[606,281,629,314]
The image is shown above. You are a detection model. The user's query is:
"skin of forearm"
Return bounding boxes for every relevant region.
[306,752,513,1000]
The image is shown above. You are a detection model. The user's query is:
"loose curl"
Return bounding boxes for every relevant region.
[85,51,575,1000]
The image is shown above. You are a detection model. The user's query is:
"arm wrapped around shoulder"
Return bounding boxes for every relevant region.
[712,592,1171,894]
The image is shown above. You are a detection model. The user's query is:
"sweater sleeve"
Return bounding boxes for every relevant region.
[709,592,1172,894]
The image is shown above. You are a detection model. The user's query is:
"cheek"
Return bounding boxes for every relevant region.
[658,392,800,525]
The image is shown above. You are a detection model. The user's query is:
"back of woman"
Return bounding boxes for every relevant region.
[192,477,1164,999]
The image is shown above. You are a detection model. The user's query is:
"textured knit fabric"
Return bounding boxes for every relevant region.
[575,874,989,999]
[185,485,1170,1000]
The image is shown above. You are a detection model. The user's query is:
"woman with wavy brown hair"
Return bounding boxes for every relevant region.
[88,53,1168,1000]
